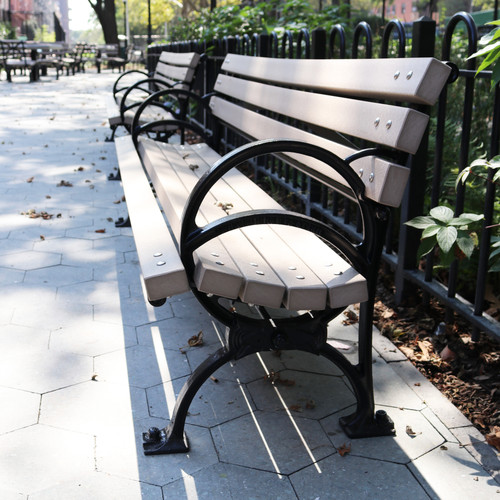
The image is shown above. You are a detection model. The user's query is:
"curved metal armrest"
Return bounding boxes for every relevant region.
[132,118,212,148]
[119,76,174,111]
[130,88,211,136]
[112,69,149,97]
[181,209,369,284]
[179,138,373,277]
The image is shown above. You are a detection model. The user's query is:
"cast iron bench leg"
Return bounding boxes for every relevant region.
[143,347,234,455]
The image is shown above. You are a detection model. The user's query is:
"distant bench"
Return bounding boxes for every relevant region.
[106,51,202,143]
[114,53,451,455]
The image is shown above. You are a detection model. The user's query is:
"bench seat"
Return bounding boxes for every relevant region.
[128,136,368,310]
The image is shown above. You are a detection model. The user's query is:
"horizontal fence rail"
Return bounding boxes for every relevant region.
[148,13,500,342]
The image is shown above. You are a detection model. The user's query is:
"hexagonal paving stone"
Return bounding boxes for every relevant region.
[137,314,225,351]
[0,387,40,434]
[410,442,498,499]
[94,296,173,327]
[93,235,137,253]
[279,349,344,376]
[322,406,445,464]
[247,369,355,420]
[0,283,56,308]
[61,247,125,269]
[185,348,287,385]
[290,453,430,499]
[49,320,137,357]
[11,299,93,330]
[0,266,24,285]
[97,416,219,486]
[56,280,121,305]
[7,225,66,242]
[147,374,255,428]
[0,425,95,494]
[24,264,92,287]
[0,324,51,354]
[0,251,61,271]
[0,348,92,393]
[162,462,297,499]
[28,472,163,500]
[40,381,148,436]
[65,225,122,240]
[33,237,93,254]
[94,344,191,389]
[0,238,33,256]
[211,411,335,475]
[372,357,425,410]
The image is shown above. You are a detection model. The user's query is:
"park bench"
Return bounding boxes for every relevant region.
[96,44,126,73]
[0,40,38,82]
[114,53,451,455]
[106,50,202,143]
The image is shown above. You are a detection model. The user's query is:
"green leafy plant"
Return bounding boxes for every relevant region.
[406,206,484,266]
[468,20,500,88]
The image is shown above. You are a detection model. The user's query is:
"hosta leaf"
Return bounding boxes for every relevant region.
[405,216,436,229]
[492,60,500,89]
[488,262,500,272]
[422,224,441,238]
[457,236,475,258]
[437,226,457,253]
[448,213,484,226]
[490,246,500,259]
[469,39,500,59]
[417,237,436,259]
[430,206,454,223]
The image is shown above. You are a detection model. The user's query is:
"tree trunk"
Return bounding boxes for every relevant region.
[89,0,119,44]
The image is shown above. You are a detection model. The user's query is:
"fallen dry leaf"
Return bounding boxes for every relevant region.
[57,180,73,187]
[485,427,500,452]
[406,425,421,437]
[26,176,34,183]
[187,331,204,347]
[289,404,302,412]
[338,443,351,457]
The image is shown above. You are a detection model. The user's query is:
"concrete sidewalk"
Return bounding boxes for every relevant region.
[0,68,498,500]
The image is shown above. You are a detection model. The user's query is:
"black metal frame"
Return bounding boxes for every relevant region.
[141,139,396,455]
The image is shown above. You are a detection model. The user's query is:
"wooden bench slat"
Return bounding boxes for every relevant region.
[150,141,288,306]
[140,139,369,310]
[210,97,410,207]
[222,54,451,105]
[115,136,190,301]
[139,139,246,300]
[215,74,429,154]
[175,145,331,310]
[158,51,201,67]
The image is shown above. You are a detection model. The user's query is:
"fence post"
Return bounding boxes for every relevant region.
[312,27,327,59]
[308,28,327,214]
[394,16,436,304]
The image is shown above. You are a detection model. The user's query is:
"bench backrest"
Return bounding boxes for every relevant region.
[0,40,29,64]
[152,51,201,91]
[209,54,451,207]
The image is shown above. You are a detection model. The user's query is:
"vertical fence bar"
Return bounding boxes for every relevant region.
[395,16,436,305]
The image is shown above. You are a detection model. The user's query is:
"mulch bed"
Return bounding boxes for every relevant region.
[373,273,500,451]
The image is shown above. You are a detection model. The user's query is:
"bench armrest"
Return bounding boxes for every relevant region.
[179,138,375,281]
[130,88,213,140]
[112,68,150,97]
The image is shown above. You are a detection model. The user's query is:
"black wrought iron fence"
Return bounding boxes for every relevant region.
[147,13,500,342]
